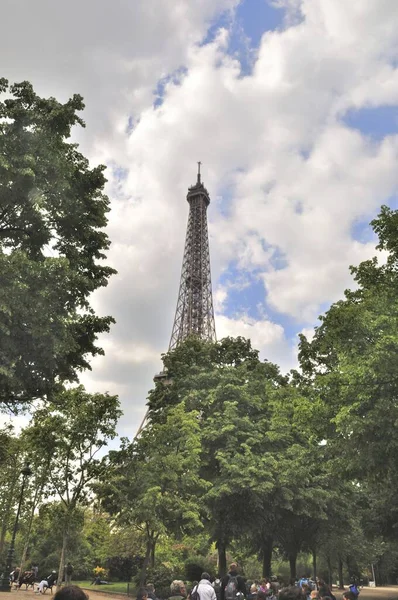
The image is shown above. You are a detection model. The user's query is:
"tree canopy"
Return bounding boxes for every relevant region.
[0,79,116,410]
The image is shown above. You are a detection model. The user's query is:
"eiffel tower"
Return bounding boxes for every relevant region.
[169,162,216,349]
[134,163,216,438]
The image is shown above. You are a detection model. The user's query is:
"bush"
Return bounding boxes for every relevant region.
[184,557,215,582]
[106,556,134,581]
[145,564,176,588]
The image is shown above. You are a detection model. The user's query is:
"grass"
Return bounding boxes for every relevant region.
[73,581,130,594]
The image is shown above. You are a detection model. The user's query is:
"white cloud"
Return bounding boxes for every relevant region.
[216,313,295,372]
[3,0,398,436]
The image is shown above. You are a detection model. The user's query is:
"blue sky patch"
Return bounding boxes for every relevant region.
[343,105,398,141]
[235,0,284,47]
[201,0,285,75]
[350,216,377,244]
[222,271,266,320]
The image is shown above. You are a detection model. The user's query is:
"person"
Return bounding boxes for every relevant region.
[146,583,158,600]
[91,576,109,585]
[343,593,356,600]
[53,585,89,600]
[10,567,20,586]
[65,563,74,586]
[221,563,246,600]
[348,583,360,599]
[136,589,148,600]
[169,580,187,600]
[247,583,258,600]
[301,585,311,600]
[37,571,57,594]
[257,589,276,600]
[213,579,222,600]
[260,580,270,592]
[318,580,335,600]
[279,587,306,600]
[193,573,217,600]
[310,592,319,600]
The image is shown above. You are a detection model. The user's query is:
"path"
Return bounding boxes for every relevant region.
[7,587,130,600]
[8,585,398,600]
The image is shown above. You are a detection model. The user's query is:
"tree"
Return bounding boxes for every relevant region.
[24,386,121,589]
[0,79,116,411]
[145,337,325,577]
[299,205,398,532]
[97,401,207,586]
[0,427,23,562]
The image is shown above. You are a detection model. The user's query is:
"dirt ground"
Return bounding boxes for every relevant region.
[6,588,129,600]
[7,586,398,600]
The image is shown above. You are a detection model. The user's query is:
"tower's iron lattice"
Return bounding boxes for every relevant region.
[134,165,216,439]
[169,164,216,350]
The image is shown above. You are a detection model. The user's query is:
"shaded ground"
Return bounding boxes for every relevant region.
[7,588,131,600]
[334,589,398,600]
[7,585,398,600]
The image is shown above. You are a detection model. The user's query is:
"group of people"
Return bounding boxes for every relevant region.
[296,576,360,600]
[138,563,361,600]
[9,562,74,593]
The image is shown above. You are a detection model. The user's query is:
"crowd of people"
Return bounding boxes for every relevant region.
[137,563,361,600]
[8,559,361,600]
[40,578,360,600]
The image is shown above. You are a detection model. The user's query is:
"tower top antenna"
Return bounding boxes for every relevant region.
[197,161,202,183]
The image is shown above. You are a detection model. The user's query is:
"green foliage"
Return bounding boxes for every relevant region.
[0,79,116,411]
[27,502,84,573]
[25,386,121,511]
[184,556,215,581]
[299,205,398,534]
[23,387,120,587]
[0,427,24,562]
[144,564,179,593]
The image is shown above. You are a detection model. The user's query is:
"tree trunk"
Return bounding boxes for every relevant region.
[56,519,69,591]
[338,557,344,590]
[217,540,227,577]
[327,555,332,587]
[150,539,156,568]
[261,537,273,577]
[19,484,42,574]
[312,548,317,583]
[139,538,152,587]
[289,552,297,581]
[0,475,17,559]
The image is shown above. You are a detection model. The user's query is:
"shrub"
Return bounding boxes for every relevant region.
[184,557,214,582]
[106,556,134,581]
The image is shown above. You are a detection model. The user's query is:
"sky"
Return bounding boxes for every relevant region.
[2,0,398,438]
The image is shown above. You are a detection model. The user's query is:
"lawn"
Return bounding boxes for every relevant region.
[74,581,130,594]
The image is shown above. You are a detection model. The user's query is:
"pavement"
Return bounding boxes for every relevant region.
[5,585,398,600]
